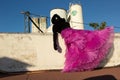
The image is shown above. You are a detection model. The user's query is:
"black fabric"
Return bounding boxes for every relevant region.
[51,14,70,52]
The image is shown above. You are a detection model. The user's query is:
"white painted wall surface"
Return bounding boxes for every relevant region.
[0,33,120,72]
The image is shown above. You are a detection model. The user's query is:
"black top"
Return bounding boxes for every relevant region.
[51,14,70,53]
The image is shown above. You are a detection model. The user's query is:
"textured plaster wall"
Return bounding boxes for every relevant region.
[0,33,120,72]
[103,33,120,67]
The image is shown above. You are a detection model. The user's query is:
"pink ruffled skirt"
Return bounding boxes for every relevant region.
[61,27,114,72]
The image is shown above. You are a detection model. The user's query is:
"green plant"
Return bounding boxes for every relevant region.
[89,22,107,30]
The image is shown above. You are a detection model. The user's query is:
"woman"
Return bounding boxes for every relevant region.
[52,14,114,72]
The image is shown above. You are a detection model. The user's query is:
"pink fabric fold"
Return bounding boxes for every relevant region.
[61,27,114,72]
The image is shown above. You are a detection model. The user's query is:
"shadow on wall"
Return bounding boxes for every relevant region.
[0,57,33,78]
[97,44,115,69]
[84,75,117,80]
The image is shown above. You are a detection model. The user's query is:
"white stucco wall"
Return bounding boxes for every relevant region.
[104,33,120,66]
[0,33,120,72]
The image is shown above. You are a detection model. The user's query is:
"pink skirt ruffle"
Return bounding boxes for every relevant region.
[61,27,114,72]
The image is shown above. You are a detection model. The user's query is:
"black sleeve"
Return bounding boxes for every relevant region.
[52,25,59,50]
[53,32,58,50]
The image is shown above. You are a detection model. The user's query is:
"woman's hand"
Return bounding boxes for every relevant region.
[57,45,62,53]
[54,41,62,53]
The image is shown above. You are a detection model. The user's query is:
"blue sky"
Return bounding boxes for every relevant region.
[0,0,120,32]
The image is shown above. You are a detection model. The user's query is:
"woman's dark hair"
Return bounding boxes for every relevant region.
[51,14,61,24]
